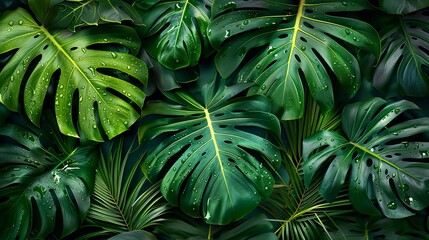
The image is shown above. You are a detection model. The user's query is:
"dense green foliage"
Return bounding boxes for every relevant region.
[0,0,429,239]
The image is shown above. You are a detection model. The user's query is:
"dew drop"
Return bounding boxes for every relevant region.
[261,85,266,90]
[18,20,23,25]
[81,48,87,53]
[345,29,350,35]
[8,21,13,26]
[88,67,96,77]
[301,46,306,51]
[387,201,397,210]
[111,52,117,58]
[243,19,249,25]
[224,29,231,38]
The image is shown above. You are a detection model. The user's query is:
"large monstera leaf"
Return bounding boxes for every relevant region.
[135,0,212,70]
[44,0,145,31]
[139,65,282,224]
[372,9,429,97]
[208,0,380,120]
[0,119,97,239]
[303,97,429,218]
[0,8,147,142]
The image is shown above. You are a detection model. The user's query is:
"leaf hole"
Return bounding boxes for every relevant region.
[294,54,301,62]
[193,122,202,127]
[214,113,225,117]
[305,8,314,14]
[419,46,429,56]
[219,125,227,128]
[278,34,288,39]
[363,137,373,144]
[385,154,392,159]
[303,21,314,29]
[300,36,307,42]
[224,140,233,144]
[366,158,373,167]
[194,135,203,140]
[228,158,236,163]
[70,46,78,51]
[34,34,40,38]
[43,45,49,50]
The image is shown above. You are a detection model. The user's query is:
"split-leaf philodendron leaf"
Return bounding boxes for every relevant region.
[44,0,145,31]
[0,123,98,239]
[208,0,380,120]
[136,0,212,70]
[0,8,148,142]
[303,97,429,218]
[372,9,429,97]
[139,64,282,224]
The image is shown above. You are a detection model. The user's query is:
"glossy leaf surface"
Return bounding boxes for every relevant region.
[0,8,147,141]
[0,122,97,239]
[303,97,429,218]
[136,0,212,70]
[208,0,380,120]
[375,0,429,14]
[372,9,429,97]
[45,0,144,31]
[154,212,277,240]
[139,65,281,224]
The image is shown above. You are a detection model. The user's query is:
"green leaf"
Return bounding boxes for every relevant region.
[208,0,380,120]
[73,134,169,239]
[108,230,158,240]
[303,97,429,218]
[372,9,429,97]
[135,0,212,70]
[0,121,98,239]
[0,8,148,142]
[154,211,277,240]
[327,214,429,240]
[45,0,145,31]
[139,64,282,224]
[373,0,429,14]
[28,0,63,24]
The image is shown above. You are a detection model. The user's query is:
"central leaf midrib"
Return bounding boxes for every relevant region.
[282,0,305,106]
[39,25,115,131]
[349,141,417,180]
[204,108,232,202]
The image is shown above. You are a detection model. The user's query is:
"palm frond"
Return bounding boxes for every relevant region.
[262,92,354,239]
[71,134,170,239]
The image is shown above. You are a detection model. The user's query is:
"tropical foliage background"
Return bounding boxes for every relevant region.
[1,0,429,239]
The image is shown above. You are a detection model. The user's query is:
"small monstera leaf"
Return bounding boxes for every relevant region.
[0,8,148,142]
[135,0,212,70]
[0,119,97,239]
[139,64,281,224]
[44,0,145,31]
[303,97,429,218]
[208,0,380,120]
[372,9,429,97]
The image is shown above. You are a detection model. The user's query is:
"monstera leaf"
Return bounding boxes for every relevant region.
[135,0,212,70]
[328,215,429,239]
[139,64,282,224]
[0,8,148,142]
[44,0,144,31]
[0,117,98,239]
[371,0,429,14]
[154,212,277,240]
[208,0,380,120]
[303,97,429,218]
[372,9,429,97]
